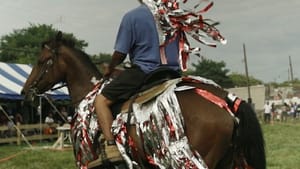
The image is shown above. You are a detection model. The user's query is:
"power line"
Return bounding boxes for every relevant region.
[0,46,37,54]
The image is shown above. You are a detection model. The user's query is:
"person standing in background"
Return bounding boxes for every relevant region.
[263,101,272,124]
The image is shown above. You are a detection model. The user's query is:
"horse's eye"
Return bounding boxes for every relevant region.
[37,59,44,65]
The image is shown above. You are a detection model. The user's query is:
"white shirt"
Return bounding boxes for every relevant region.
[45,116,54,123]
[264,103,272,114]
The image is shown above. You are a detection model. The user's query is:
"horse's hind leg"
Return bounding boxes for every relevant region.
[199,117,234,169]
[202,138,231,169]
[214,147,234,169]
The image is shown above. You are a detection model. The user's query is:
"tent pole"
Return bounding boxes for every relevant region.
[38,95,43,143]
[0,104,33,148]
[43,95,68,123]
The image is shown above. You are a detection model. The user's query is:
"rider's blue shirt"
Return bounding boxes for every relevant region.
[114,4,180,74]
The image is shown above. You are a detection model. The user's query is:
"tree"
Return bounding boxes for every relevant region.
[90,53,113,73]
[0,24,88,64]
[91,53,112,64]
[229,72,263,87]
[190,58,234,88]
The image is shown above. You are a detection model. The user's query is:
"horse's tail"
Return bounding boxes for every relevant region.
[234,101,266,169]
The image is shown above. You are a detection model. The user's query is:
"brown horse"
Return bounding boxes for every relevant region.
[21,32,265,169]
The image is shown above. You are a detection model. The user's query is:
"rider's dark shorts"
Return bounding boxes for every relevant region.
[101,65,146,102]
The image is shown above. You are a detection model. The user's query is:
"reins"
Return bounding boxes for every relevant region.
[50,83,67,91]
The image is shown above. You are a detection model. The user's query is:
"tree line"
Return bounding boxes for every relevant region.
[0,24,264,88]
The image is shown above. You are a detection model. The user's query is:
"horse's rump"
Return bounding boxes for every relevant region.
[110,76,240,169]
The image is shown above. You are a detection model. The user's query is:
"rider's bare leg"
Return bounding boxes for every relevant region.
[94,94,122,161]
[95,94,114,140]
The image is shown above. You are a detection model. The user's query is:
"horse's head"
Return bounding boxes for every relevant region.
[21,31,68,102]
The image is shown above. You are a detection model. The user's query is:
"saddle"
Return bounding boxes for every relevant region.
[111,67,181,115]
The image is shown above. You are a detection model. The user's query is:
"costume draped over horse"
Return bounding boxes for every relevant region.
[71,1,229,168]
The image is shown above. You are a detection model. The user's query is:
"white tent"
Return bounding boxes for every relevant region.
[0,61,69,100]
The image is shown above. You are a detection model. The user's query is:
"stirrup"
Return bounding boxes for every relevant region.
[87,141,122,168]
[88,158,102,168]
[105,141,123,162]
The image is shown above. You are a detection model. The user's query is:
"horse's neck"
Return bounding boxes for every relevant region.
[67,73,100,105]
[63,50,102,105]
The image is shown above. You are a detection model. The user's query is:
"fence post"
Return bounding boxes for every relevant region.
[17,122,21,145]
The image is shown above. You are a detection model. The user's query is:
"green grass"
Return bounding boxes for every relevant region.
[263,121,300,169]
[0,142,76,169]
[1,121,300,169]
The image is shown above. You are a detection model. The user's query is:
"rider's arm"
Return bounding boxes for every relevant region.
[104,51,126,78]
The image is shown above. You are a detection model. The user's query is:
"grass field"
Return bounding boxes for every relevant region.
[1,121,300,169]
[264,121,300,169]
[0,143,76,169]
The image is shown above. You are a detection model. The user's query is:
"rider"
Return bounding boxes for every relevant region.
[94,0,181,162]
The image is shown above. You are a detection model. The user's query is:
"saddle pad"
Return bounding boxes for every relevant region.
[120,78,181,113]
[112,83,208,169]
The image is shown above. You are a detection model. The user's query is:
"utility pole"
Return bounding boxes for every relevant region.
[288,68,290,81]
[289,55,294,81]
[243,43,251,101]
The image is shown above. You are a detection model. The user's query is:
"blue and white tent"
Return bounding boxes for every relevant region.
[0,62,69,100]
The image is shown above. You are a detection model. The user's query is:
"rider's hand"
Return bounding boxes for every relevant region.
[103,51,126,80]
[103,65,112,79]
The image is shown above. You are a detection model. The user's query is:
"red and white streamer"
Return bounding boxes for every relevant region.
[143,0,226,71]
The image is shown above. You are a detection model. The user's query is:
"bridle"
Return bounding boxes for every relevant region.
[28,44,57,95]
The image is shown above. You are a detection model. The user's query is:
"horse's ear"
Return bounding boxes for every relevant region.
[56,31,63,41]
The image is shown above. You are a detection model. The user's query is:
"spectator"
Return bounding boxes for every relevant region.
[0,114,6,138]
[276,107,282,122]
[0,113,6,126]
[60,106,69,123]
[15,113,23,124]
[263,101,272,124]
[296,104,300,119]
[44,112,56,134]
[281,102,289,122]
[6,115,15,137]
[45,112,55,124]
[271,103,276,123]
[291,102,297,120]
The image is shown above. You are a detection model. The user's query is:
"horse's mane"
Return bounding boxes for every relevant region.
[42,32,102,77]
[41,35,75,49]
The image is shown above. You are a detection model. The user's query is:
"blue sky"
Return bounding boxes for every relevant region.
[0,0,299,83]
